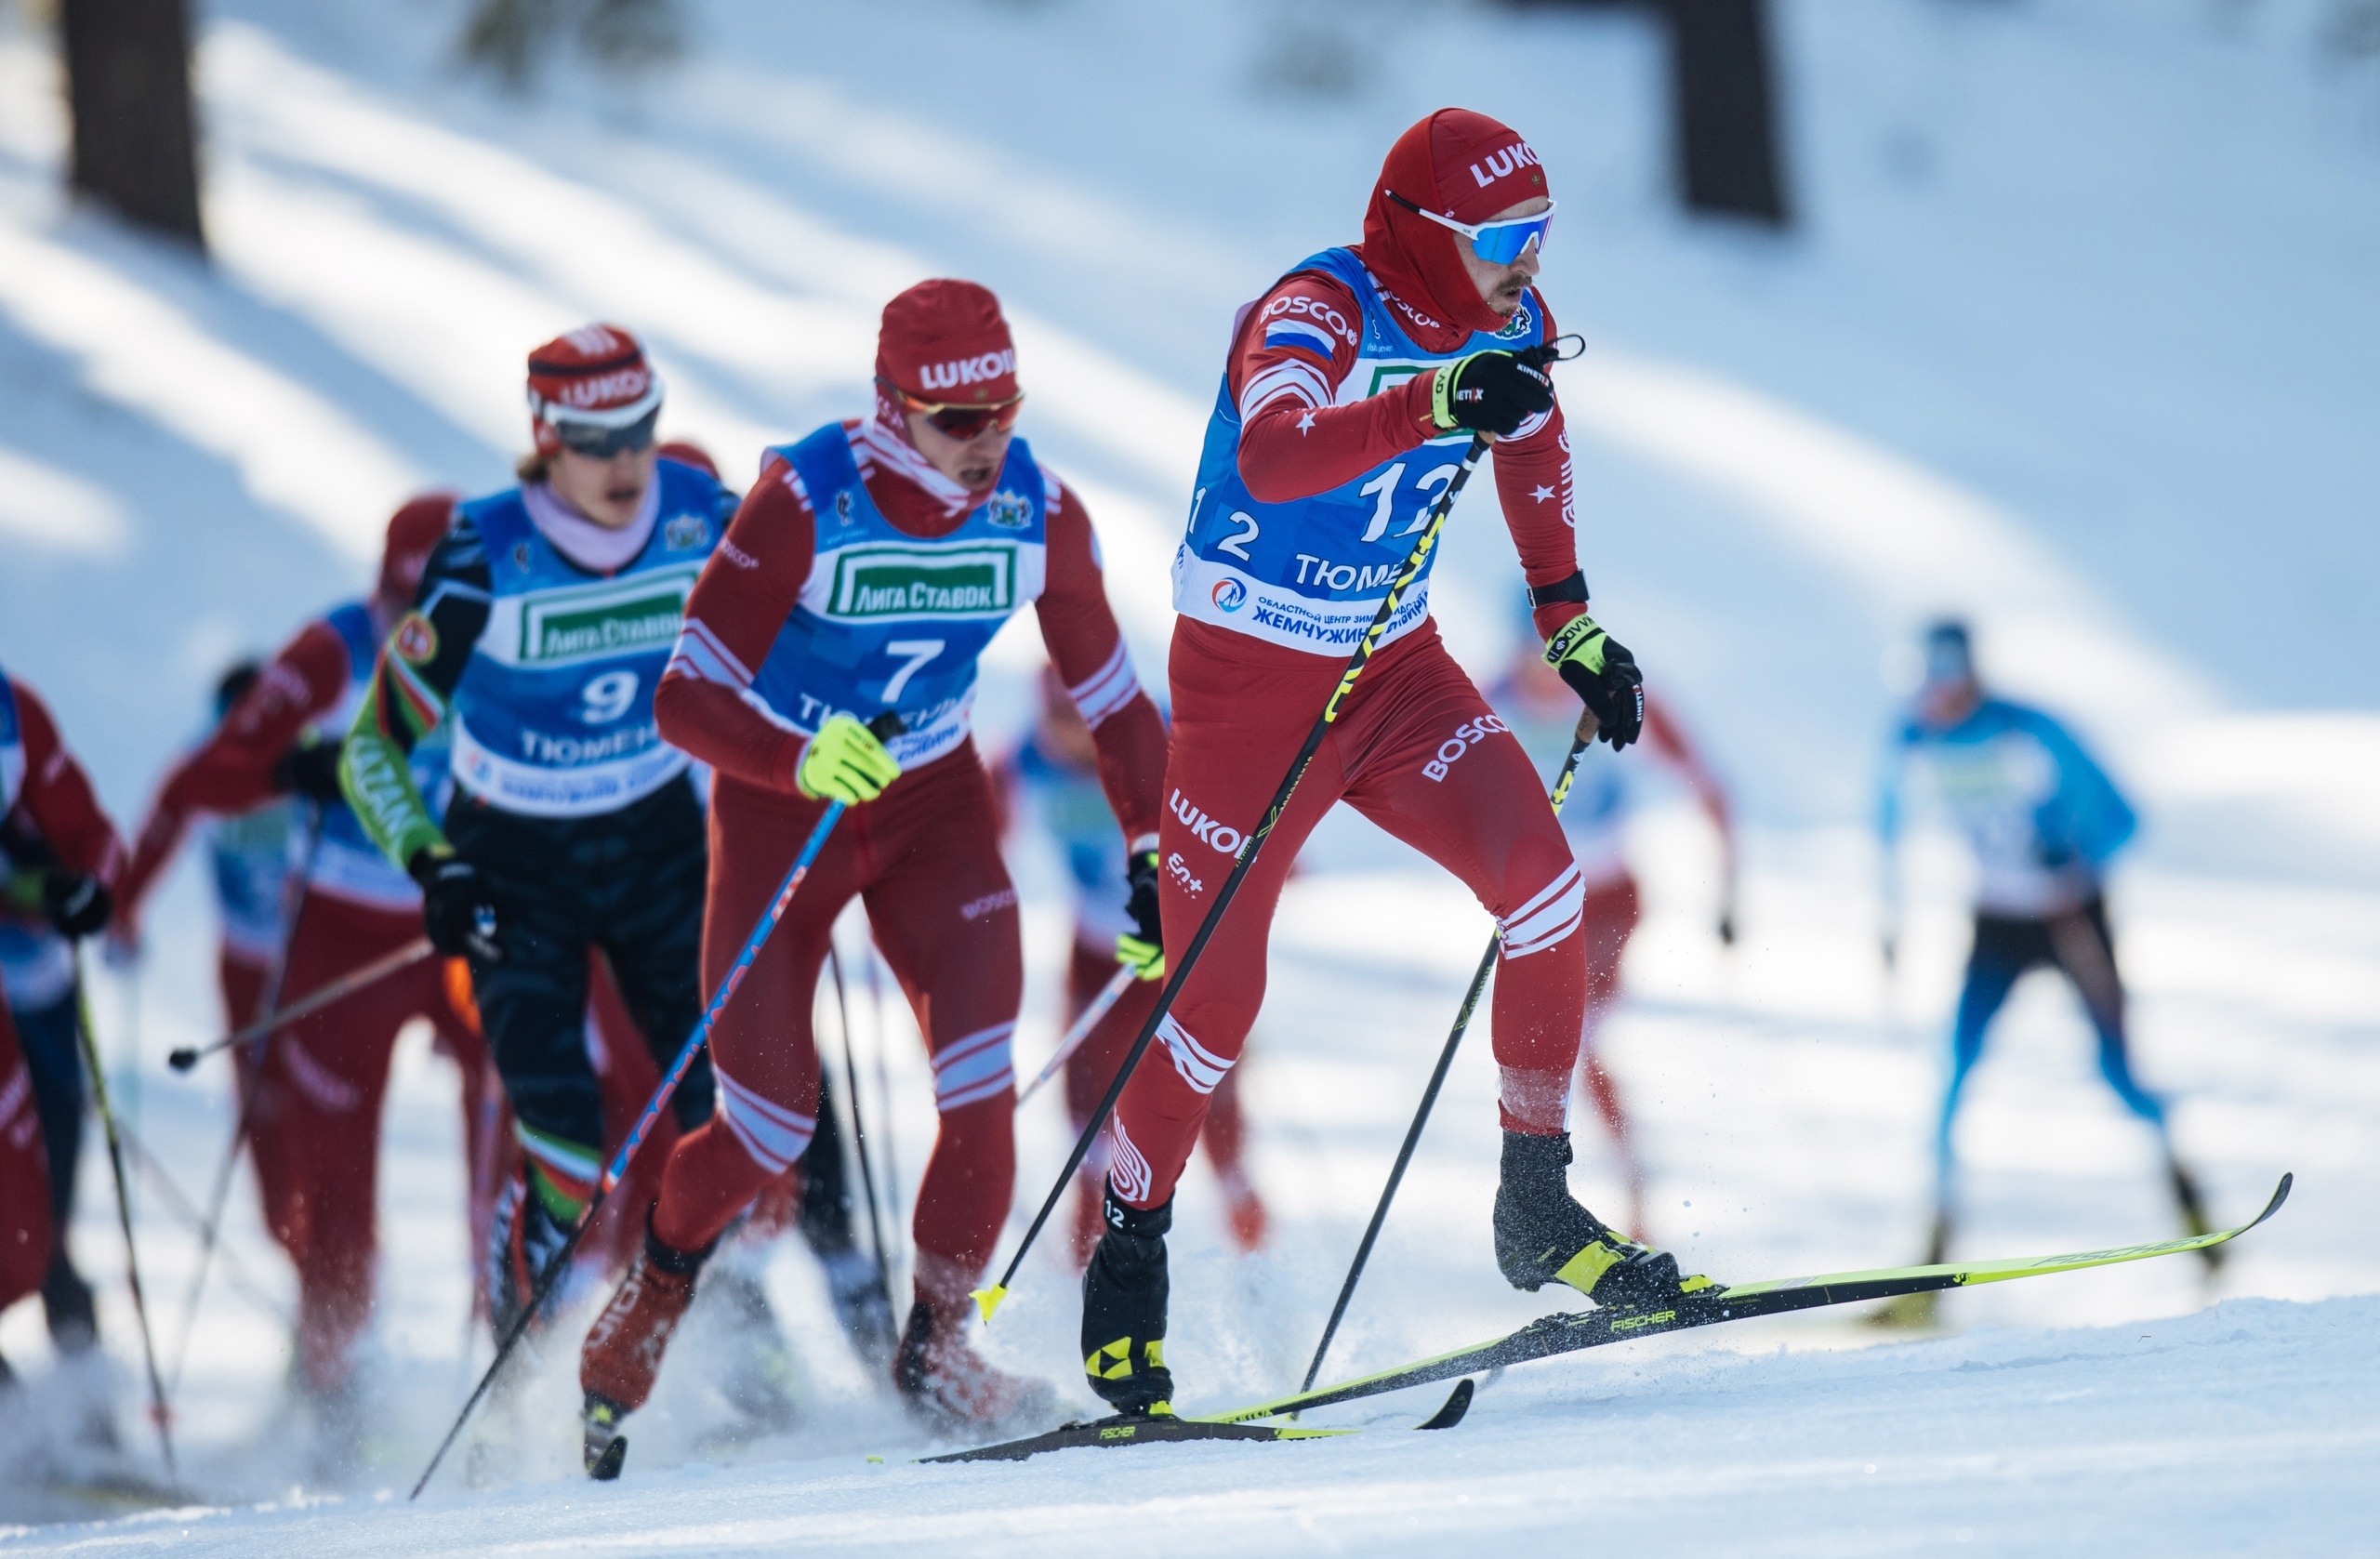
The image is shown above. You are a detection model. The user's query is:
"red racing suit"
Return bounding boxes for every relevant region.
[1107,258,1597,1214]
[648,418,1167,1307]
[115,614,494,1390]
[0,1000,47,1321]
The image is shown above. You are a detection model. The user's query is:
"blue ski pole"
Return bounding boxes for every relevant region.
[410,712,901,1499]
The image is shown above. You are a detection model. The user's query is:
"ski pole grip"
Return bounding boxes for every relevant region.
[867,711,906,742]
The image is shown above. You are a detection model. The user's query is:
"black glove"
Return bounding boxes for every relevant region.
[1543,614,1646,749]
[44,871,112,941]
[411,850,503,962]
[1116,851,1164,981]
[1433,350,1555,438]
[272,732,348,803]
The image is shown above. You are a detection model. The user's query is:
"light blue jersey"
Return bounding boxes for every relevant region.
[204,802,299,960]
[1881,696,2136,917]
[746,424,1049,770]
[1012,731,1131,946]
[1171,246,1544,656]
[443,462,727,816]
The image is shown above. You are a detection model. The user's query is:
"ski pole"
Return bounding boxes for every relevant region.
[166,936,430,1072]
[168,802,324,1394]
[1016,963,1137,1107]
[974,339,1578,1322]
[410,711,902,1500]
[863,941,903,1282]
[117,1116,294,1327]
[71,946,179,1490]
[1300,714,1597,1394]
[826,941,895,1328]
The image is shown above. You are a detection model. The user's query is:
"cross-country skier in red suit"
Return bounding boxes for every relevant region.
[1082,109,1722,1415]
[0,665,121,1386]
[994,667,1267,1265]
[111,499,496,1417]
[576,279,1170,1469]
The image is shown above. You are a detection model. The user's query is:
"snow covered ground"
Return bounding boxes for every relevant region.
[2,0,2376,1551]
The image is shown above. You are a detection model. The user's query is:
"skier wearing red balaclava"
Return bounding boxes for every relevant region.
[574,279,1169,1472]
[1081,110,1715,1418]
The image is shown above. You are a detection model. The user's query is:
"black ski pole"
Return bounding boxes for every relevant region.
[1300,715,1597,1393]
[409,712,901,1500]
[826,942,895,1328]
[72,946,179,1490]
[168,801,323,1394]
[116,1118,293,1327]
[976,341,1576,1319]
[864,942,901,1269]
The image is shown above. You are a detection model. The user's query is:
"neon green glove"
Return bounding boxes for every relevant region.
[1543,614,1645,749]
[795,715,902,804]
[1116,850,1164,981]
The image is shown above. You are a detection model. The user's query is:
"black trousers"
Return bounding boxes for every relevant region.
[446,774,714,1181]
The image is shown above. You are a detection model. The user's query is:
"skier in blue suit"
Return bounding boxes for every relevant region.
[1879,620,2217,1300]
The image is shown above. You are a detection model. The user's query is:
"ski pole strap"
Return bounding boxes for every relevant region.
[1017,962,1138,1106]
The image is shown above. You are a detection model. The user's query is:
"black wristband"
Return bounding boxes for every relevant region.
[1527,571,1589,610]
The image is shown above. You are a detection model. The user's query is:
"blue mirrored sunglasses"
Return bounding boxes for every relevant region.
[1389,192,1554,265]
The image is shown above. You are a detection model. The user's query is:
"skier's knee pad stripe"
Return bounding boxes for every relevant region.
[715,1069,816,1175]
[932,1022,1015,1112]
[1107,1116,1155,1206]
[1158,1013,1234,1096]
[1501,863,1585,959]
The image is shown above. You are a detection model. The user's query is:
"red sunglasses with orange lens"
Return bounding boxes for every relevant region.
[880,378,1025,441]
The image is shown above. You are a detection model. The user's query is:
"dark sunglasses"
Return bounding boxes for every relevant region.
[551,406,660,457]
[879,378,1025,441]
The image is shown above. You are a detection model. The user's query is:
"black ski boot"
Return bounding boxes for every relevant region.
[488,1170,576,1342]
[582,1394,628,1481]
[1080,1185,1173,1416]
[1493,1130,1714,1307]
[42,1258,99,1355]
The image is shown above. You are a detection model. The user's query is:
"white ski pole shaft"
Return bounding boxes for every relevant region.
[1016,963,1137,1107]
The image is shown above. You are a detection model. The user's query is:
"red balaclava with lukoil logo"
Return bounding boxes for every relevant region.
[1360,108,1550,343]
[875,280,1017,431]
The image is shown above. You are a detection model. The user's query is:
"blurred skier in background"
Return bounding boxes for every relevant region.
[1491,639,1736,1242]
[112,500,497,1427]
[1087,107,1714,1420]
[338,326,734,1365]
[575,279,1167,1470]
[1877,618,2216,1321]
[998,666,1268,1265]
[0,663,126,1375]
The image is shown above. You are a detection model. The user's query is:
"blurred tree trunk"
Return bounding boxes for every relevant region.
[1503,0,1791,229]
[60,0,205,248]
[1661,0,1790,226]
